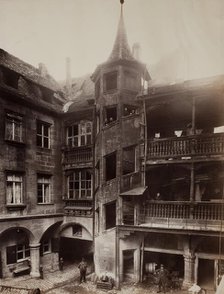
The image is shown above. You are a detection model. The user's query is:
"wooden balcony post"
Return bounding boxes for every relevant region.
[190,163,195,202]
[192,96,196,135]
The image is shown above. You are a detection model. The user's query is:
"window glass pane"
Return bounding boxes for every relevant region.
[25,249,30,258]
[68,138,73,147]
[73,137,78,147]
[68,126,73,137]
[37,123,42,134]
[5,121,13,140]
[15,182,22,203]
[7,184,13,204]
[69,190,74,198]
[73,125,78,136]
[44,137,49,148]
[43,125,49,136]
[36,135,42,147]
[86,135,91,145]
[17,252,23,260]
[80,135,85,146]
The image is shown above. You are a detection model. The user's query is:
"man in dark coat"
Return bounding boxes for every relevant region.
[156,264,169,293]
[78,257,88,283]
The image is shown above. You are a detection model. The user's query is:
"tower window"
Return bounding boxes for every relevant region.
[123,104,138,117]
[104,71,117,92]
[105,201,116,230]
[104,106,117,125]
[122,146,137,175]
[105,152,116,181]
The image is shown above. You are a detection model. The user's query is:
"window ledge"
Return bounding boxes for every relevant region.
[37,203,54,205]
[6,204,26,210]
[5,140,26,147]
[36,147,51,153]
[122,113,139,120]
[103,120,119,130]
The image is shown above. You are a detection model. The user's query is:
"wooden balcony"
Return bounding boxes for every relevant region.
[120,171,142,193]
[136,201,224,231]
[147,133,224,160]
[62,146,93,167]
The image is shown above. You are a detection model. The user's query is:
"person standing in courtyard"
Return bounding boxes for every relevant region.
[78,257,88,283]
[156,264,169,293]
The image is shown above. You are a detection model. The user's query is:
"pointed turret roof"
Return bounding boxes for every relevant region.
[108,2,134,62]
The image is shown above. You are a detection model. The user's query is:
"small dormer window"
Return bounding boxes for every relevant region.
[104,106,117,126]
[104,71,117,92]
[2,67,19,89]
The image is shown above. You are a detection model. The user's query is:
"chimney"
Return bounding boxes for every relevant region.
[38,63,48,77]
[66,57,72,97]
[132,43,141,60]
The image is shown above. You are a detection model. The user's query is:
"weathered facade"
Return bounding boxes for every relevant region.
[0,49,94,279]
[0,1,223,292]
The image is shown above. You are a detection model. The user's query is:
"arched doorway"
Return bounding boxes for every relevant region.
[59,223,93,268]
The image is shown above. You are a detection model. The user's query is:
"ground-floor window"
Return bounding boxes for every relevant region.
[6,244,30,264]
[41,239,51,255]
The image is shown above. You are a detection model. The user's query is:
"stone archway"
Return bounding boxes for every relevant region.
[59,222,93,268]
[38,221,63,273]
[0,227,34,278]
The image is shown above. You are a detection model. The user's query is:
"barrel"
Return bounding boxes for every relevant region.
[145,262,157,273]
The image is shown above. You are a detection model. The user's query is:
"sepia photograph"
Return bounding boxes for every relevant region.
[0,0,224,293]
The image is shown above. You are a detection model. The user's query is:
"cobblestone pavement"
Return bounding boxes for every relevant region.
[46,280,192,294]
[0,265,215,294]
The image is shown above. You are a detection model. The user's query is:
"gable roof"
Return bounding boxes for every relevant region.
[0,49,61,92]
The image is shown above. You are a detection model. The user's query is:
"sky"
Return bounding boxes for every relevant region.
[0,0,224,82]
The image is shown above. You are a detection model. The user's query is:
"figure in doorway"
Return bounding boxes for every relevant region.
[78,257,88,283]
[59,257,64,271]
[156,264,169,293]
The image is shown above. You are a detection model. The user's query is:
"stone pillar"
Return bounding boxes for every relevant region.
[30,243,41,278]
[183,254,196,287]
[135,247,141,283]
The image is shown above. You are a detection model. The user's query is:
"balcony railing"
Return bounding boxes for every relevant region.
[147,133,224,159]
[138,201,224,223]
[63,146,93,165]
[120,171,142,193]
[64,199,93,217]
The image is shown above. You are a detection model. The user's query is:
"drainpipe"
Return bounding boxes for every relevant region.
[115,226,120,289]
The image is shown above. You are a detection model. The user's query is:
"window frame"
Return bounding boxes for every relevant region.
[104,105,117,126]
[122,145,137,175]
[37,174,52,204]
[67,170,92,199]
[104,71,118,92]
[36,120,51,149]
[5,112,24,143]
[105,152,117,181]
[72,224,82,237]
[41,239,51,255]
[16,243,30,262]
[66,121,92,147]
[6,172,24,205]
